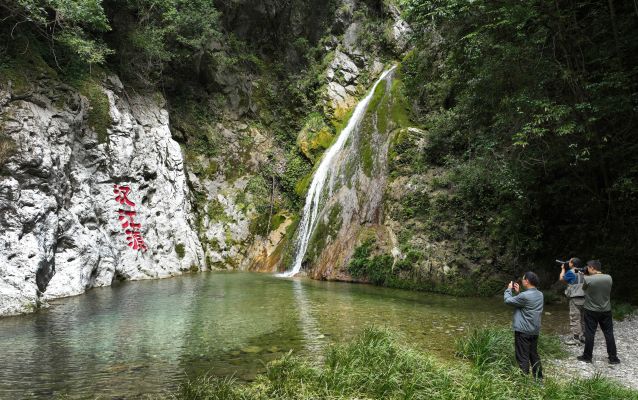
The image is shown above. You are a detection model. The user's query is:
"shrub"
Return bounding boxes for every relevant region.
[612,303,636,321]
[175,243,185,259]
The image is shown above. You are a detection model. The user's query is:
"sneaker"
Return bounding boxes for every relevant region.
[609,357,621,364]
[577,355,592,363]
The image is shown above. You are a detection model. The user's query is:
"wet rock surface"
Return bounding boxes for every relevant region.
[0,76,204,316]
[324,5,409,113]
[548,312,638,389]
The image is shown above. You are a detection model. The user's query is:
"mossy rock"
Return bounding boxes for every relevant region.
[175,243,186,259]
[294,172,313,198]
[304,203,343,264]
[0,64,30,95]
[331,107,355,135]
[270,213,287,231]
[389,77,410,128]
[75,78,113,144]
[207,199,232,224]
[297,113,334,162]
[0,37,58,95]
[0,134,17,171]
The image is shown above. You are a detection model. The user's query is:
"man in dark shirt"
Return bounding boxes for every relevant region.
[504,271,544,379]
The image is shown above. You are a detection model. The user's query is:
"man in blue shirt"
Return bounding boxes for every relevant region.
[559,258,585,343]
[504,271,544,379]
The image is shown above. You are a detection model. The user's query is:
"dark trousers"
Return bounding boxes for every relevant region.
[514,331,543,379]
[583,309,617,359]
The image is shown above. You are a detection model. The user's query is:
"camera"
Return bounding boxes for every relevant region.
[555,259,587,274]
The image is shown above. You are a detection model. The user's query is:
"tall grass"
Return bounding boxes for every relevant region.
[455,327,566,372]
[170,327,638,400]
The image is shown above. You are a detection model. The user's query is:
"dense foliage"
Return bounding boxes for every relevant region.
[0,0,221,75]
[3,0,636,299]
[399,0,638,300]
[0,0,113,64]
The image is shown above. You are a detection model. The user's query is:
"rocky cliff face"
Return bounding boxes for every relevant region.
[243,2,412,275]
[0,0,413,316]
[0,74,204,316]
[301,68,410,279]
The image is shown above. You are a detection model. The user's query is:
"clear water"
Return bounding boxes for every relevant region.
[0,272,568,398]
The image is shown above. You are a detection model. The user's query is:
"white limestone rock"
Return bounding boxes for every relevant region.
[0,76,205,316]
[343,22,363,56]
[331,50,360,84]
[387,4,412,53]
[326,51,362,110]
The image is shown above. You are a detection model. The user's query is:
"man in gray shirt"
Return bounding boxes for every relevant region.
[577,260,620,364]
[504,271,544,379]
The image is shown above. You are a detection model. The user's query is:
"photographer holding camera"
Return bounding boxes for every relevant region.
[504,272,544,380]
[577,260,621,364]
[558,257,586,344]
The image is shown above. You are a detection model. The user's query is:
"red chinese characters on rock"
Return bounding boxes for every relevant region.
[114,185,136,207]
[114,184,148,252]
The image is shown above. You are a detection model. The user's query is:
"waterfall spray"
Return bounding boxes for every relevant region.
[280,66,396,277]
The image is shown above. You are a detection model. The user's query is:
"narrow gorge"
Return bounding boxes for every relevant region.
[3,0,636,317]
[1,0,419,316]
[1,0,637,398]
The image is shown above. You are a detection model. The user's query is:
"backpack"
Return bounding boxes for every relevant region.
[565,272,585,298]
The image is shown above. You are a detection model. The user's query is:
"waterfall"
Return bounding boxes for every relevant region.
[280,66,396,277]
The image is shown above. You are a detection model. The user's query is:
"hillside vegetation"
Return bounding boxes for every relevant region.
[1,0,636,300]
[392,0,638,300]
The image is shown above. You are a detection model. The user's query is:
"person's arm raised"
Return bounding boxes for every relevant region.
[504,282,525,307]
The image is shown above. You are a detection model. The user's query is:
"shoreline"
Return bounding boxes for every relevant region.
[547,312,638,390]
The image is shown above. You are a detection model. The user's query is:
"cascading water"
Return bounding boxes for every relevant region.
[280,66,396,277]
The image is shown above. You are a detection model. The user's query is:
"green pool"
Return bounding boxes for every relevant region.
[0,271,568,398]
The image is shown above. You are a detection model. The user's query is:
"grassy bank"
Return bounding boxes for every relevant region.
[170,327,637,400]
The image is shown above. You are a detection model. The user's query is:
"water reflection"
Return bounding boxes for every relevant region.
[0,272,568,398]
[291,278,324,358]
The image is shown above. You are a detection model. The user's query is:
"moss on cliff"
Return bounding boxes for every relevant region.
[0,63,30,95]
[389,76,410,129]
[297,112,334,162]
[347,238,504,297]
[175,243,186,259]
[0,134,17,172]
[75,77,112,144]
[247,174,277,237]
[0,41,113,144]
[0,37,58,95]
[207,199,232,224]
[304,203,343,264]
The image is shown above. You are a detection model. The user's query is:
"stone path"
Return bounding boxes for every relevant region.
[548,312,638,390]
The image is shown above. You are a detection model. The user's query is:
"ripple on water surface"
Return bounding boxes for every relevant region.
[0,271,568,398]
